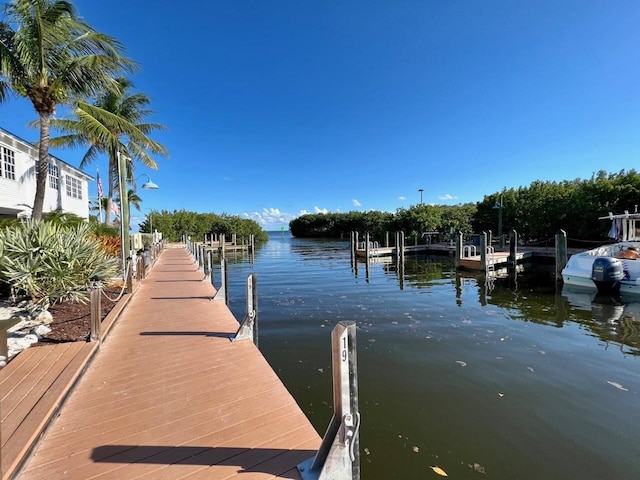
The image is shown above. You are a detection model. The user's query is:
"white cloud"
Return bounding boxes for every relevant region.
[244,206,331,227]
[438,194,458,201]
[243,207,295,226]
[398,196,406,201]
[352,199,361,207]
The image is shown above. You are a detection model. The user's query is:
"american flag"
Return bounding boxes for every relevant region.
[97,170,104,198]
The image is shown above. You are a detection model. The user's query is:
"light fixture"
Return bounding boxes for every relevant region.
[137,173,159,190]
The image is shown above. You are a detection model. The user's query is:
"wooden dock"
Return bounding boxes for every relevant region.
[354,243,454,257]
[2,245,320,480]
[457,251,533,270]
[355,242,562,271]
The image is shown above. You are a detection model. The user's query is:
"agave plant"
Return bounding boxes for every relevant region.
[0,220,119,311]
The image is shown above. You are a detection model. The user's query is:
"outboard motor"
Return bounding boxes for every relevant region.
[591,257,624,293]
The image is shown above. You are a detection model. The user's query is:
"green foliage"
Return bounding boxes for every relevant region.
[289,211,395,240]
[290,170,640,245]
[137,210,269,243]
[290,205,476,241]
[473,170,640,244]
[88,217,120,237]
[0,220,119,311]
[42,209,86,227]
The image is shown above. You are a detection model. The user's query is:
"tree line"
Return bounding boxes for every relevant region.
[139,210,269,244]
[290,170,640,246]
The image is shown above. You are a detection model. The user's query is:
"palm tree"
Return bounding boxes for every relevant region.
[126,188,143,213]
[50,78,167,225]
[0,0,133,220]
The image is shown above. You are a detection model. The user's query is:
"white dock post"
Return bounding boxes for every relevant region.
[212,258,228,304]
[298,321,360,480]
[231,273,258,345]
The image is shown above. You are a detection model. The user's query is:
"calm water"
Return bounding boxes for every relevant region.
[220,233,639,479]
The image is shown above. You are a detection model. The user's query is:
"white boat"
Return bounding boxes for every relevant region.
[561,212,640,296]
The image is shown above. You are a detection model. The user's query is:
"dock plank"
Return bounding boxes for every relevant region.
[1,341,97,480]
[17,246,321,480]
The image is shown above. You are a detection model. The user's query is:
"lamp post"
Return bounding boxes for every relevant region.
[117,150,128,277]
[492,195,503,248]
[418,189,424,205]
[117,149,159,279]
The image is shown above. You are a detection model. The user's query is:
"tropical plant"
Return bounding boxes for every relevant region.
[50,78,168,224]
[0,0,134,219]
[42,208,85,227]
[0,219,119,311]
[125,188,142,212]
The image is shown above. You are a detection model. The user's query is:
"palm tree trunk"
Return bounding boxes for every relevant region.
[32,114,51,220]
[104,152,115,225]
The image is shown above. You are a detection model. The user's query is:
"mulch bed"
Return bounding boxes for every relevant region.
[41,286,124,342]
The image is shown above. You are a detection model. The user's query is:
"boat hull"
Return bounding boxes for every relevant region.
[561,242,640,296]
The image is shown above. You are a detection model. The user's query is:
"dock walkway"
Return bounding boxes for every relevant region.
[6,245,320,479]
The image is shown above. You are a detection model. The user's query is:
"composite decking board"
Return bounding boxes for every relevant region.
[54,345,267,416]
[1,342,80,441]
[0,343,66,403]
[36,359,272,438]
[82,405,304,480]
[171,427,319,480]
[1,341,96,480]
[1,344,63,418]
[38,406,310,480]
[19,246,321,479]
[33,380,293,462]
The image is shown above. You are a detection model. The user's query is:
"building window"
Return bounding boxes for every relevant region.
[66,175,82,199]
[48,164,59,189]
[1,146,16,180]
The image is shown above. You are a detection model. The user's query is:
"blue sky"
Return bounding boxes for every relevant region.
[2,0,640,229]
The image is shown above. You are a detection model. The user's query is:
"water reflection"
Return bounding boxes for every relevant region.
[561,286,640,356]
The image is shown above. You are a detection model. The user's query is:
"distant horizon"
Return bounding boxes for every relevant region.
[3,0,639,228]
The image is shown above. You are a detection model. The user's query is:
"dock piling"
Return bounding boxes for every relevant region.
[455,231,463,267]
[509,230,518,266]
[480,232,488,271]
[212,258,228,304]
[298,321,360,480]
[89,281,102,344]
[231,273,258,345]
[555,230,568,283]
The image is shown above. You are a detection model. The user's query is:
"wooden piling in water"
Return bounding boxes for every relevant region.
[555,230,568,283]
[509,229,518,266]
[480,232,488,271]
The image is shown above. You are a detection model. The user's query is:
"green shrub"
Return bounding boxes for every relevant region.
[0,220,119,311]
[88,219,120,237]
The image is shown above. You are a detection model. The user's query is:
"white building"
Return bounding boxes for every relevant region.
[0,127,92,219]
